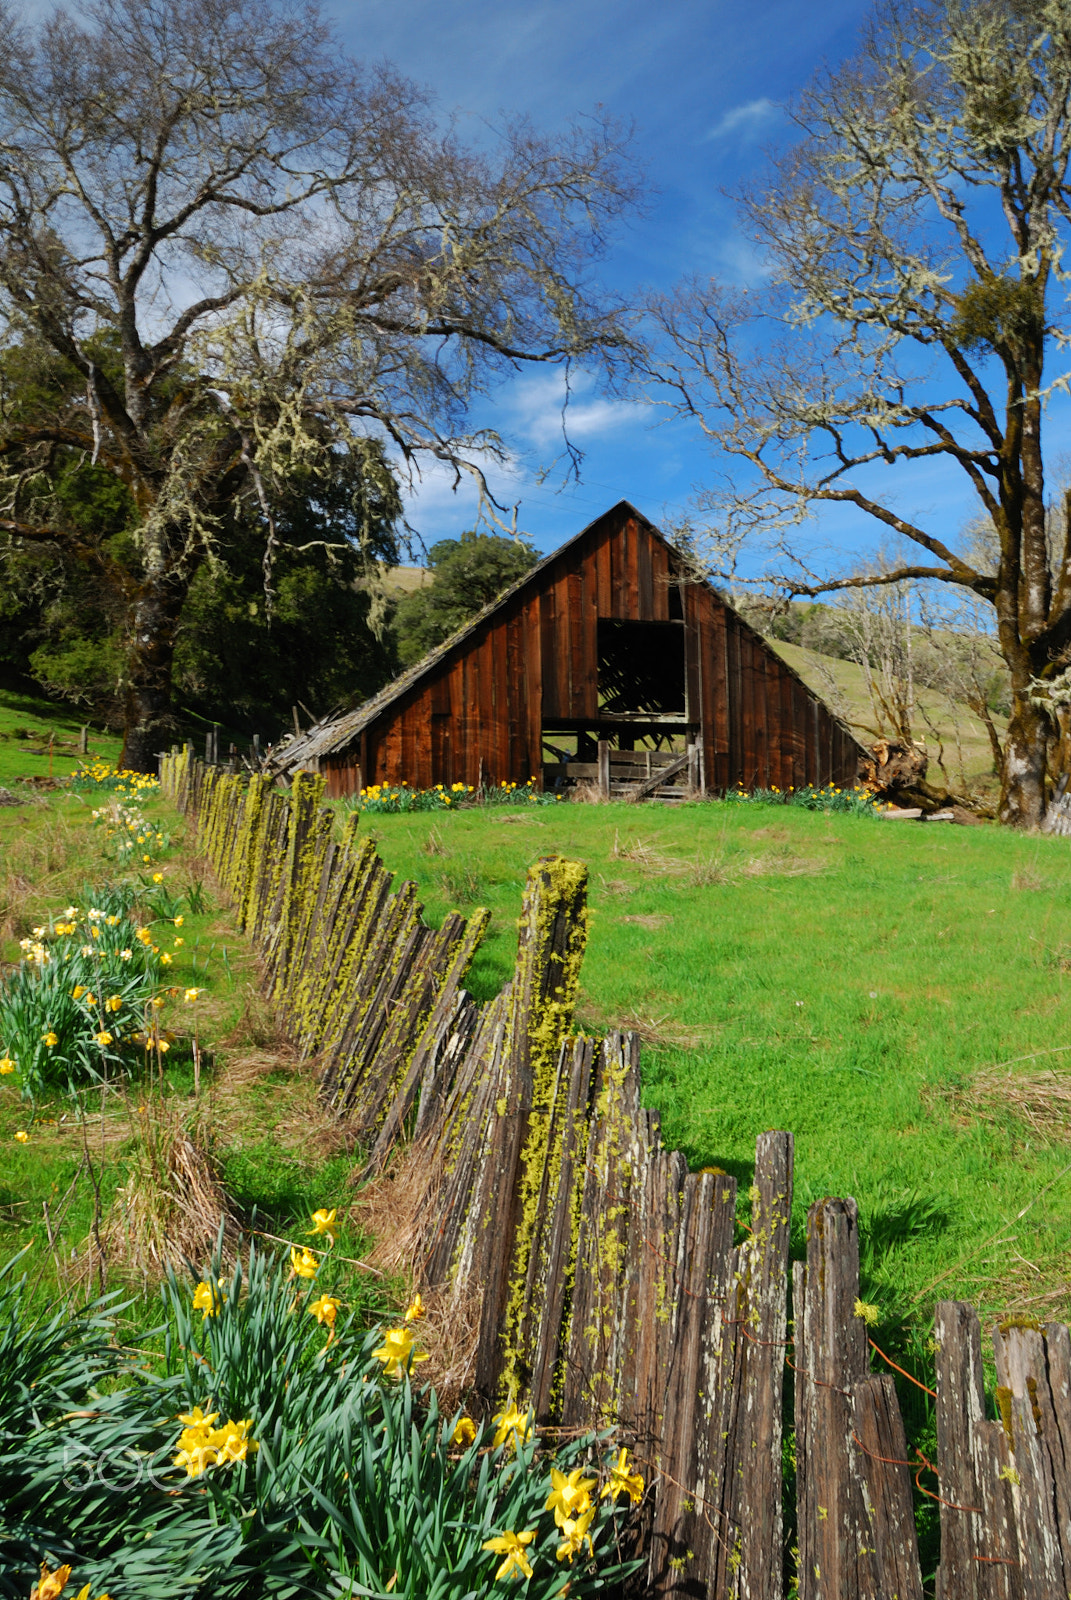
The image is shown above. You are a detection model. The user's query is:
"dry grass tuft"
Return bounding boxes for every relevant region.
[219,984,288,1051]
[490,815,546,827]
[87,1098,244,1285]
[691,852,733,887]
[422,827,447,856]
[950,1065,1071,1140]
[610,830,687,875]
[622,913,673,930]
[596,874,634,897]
[569,779,609,805]
[740,850,828,879]
[1012,867,1045,892]
[355,1144,481,1408]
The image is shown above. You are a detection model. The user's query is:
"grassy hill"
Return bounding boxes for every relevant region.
[768,637,1005,792]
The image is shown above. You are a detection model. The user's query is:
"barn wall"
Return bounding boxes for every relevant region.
[319,505,864,797]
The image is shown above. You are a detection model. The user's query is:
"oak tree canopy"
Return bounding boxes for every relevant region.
[0,0,637,768]
[651,0,1071,827]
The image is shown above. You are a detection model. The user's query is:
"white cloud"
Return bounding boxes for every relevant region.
[503,370,642,452]
[704,97,781,143]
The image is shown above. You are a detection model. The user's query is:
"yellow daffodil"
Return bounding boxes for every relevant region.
[173,937,184,946]
[42,1031,58,1047]
[14,1130,28,1142]
[492,1401,534,1452]
[308,1292,340,1327]
[152,872,163,883]
[105,994,122,1013]
[106,914,120,926]
[404,1292,425,1322]
[177,1403,219,1427]
[0,1057,14,1074]
[600,1447,644,1504]
[290,1246,320,1279]
[174,915,184,926]
[90,925,100,938]
[161,952,172,964]
[307,1207,338,1243]
[482,1530,537,1581]
[157,1038,170,1052]
[371,1325,429,1377]
[452,1415,477,1447]
[214,1417,256,1463]
[556,1504,595,1564]
[150,996,164,1009]
[94,1030,113,1047]
[31,1562,72,1600]
[192,1279,225,1319]
[71,985,86,1000]
[184,987,202,1001]
[546,1466,597,1527]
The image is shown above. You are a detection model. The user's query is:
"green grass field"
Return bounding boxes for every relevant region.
[357,799,1071,1335]
[1,681,1068,1359]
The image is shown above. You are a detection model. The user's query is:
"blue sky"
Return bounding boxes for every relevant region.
[325,0,878,560]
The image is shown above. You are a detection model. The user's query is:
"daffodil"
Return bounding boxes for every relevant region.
[94,1030,113,1047]
[153,872,163,883]
[555,1504,595,1564]
[309,1292,340,1327]
[184,987,202,1001]
[482,1530,537,1581]
[192,1279,224,1319]
[177,1403,219,1427]
[174,915,184,926]
[0,1057,14,1074]
[492,1401,533,1452]
[307,1207,337,1243]
[31,1562,72,1600]
[546,1466,597,1527]
[14,1129,28,1142]
[290,1246,320,1279]
[371,1325,429,1377]
[119,948,132,961]
[42,1030,58,1047]
[600,1447,644,1504]
[105,994,122,1013]
[404,1292,425,1321]
[161,952,172,964]
[452,1415,477,1447]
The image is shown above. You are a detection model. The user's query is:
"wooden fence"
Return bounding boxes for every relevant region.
[161,748,1071,1600]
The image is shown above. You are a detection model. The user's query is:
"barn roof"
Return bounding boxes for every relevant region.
[273,501,662,768]
[272,499,863,771]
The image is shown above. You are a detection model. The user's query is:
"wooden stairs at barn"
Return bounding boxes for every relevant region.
[544,739,702,803]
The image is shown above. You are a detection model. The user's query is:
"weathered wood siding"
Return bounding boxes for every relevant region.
[318,503,864,797]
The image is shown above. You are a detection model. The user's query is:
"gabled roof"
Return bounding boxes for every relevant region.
[272,499,866,770]
[272,501,662,769]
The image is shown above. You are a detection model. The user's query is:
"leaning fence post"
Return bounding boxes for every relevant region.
[597,739,611,798]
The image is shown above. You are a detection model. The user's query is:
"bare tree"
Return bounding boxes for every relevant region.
[649,0,1071,827]
[0,0,638,768]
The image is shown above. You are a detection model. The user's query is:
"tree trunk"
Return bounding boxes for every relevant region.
[999,692,1050,828]
[119,582,187,773]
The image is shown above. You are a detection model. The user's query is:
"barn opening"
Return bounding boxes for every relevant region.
[597,619,686,715]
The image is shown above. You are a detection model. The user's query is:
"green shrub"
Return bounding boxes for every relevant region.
[723,781,883,816]
[0,892,166,1098]
[0,1242,642,1599]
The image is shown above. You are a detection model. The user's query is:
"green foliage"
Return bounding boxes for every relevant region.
[0,1242,641,1599]
[174,449,402,736]
[0,890,165,1098]
[394,530,539,666]
[723,781,883,815]
[342,778,558,814]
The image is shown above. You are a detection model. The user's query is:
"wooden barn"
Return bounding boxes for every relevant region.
[279,501,866,798]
